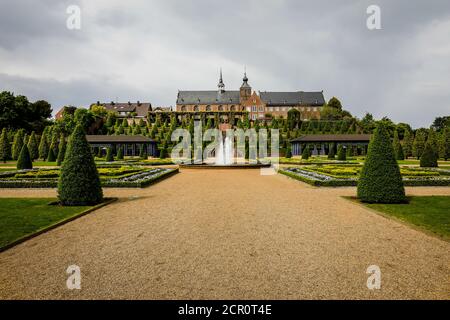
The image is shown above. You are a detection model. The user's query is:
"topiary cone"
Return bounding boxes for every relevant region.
[357,123,406,203]
[17,144,33,170]
[58,125,103,206]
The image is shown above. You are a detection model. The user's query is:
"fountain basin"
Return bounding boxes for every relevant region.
[179,163,272,169]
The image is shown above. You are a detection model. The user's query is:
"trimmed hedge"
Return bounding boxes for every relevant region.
[420,141,438,167]
[301,146,309,160]
[337,145,346,161]
[279,169,356,187]
[357,123,406,203]
[102,168,178,188]
[279,169,450,187]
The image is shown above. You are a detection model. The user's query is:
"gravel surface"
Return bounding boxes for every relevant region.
[0,169,449,299]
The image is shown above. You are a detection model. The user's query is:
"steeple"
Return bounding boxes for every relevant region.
[218,68,225,93]
[239,67,251,102]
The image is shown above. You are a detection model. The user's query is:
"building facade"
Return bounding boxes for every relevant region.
[102,101,152,118]
[176,71,325,120]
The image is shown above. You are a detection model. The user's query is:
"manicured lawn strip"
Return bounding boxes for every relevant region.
[350,196,450,240]
[0,198,116,251]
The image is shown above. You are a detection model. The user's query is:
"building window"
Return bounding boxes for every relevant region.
[194,106,199,112]
[259,106,264,112]
[218,105,223,111]
[251,106,257,112]
[181,106,186,112]
[252,114,257,120]
[230,105,235,111]
[206,105,211,111]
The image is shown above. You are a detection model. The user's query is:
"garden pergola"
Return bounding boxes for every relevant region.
[290,134,372,156]
[86,135,158,157]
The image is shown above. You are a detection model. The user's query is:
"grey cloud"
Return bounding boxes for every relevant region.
[0,0,449,128]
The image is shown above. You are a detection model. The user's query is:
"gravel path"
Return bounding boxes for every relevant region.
[0,169,449,299]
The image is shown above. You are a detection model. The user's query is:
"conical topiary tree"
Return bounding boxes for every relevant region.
[17,144,33,170]
[301,146,309,160]
[420,141,438,167]
[116,146,124,160]
[46,148,56,162]
[0,128,11,163]
[357,123,406,203]
[38,131,49,160]
[106,147,114,162]
[327,143,335,159]
[337,145,346,161]
[50,133,59,158]
[396,142,405,160]
[27,131,39,161]
[12,130,25,160]
[139,145,147,160]
[58,124,103,206]
[285,145,292,158]
[56,134,66,166]
[392,130,402,160]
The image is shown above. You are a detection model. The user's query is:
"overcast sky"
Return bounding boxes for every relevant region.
[1,0,449,128]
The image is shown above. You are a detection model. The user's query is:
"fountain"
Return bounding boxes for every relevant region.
[179,123,271,169]
[215,135,233,165]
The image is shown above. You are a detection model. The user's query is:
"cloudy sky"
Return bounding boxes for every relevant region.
[1,0,449,128]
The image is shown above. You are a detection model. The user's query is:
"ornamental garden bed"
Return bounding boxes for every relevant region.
[0,167,178,188]
[280,165,450,187]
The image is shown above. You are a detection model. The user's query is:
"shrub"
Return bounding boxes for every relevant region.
[12,130,24,160]
[58,124,103,205]
[46,148,56,162]
[357,123,406,203]
[396,143,405,160]
[38,131,49,160]
[16,144,33,170]
[56,134,66,166]
[27,131,39,160]
[116,146,124,160]
[139,145,147,160]
[0,128,11,162]
[327,143,335,159]
[106,147,114,162]
[285,145,292,158]
[337,145,346,161]
[301,146,309,160]
[420,141,438,167]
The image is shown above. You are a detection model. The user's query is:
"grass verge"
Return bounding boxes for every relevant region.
[346,196,450,241]
[0,197,116,252]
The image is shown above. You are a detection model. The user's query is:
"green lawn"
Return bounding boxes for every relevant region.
[0,198,92,250]
[363,196,450,240]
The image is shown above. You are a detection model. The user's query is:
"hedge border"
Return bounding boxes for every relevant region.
[0,168,179,188]
[0,197,117,253]
[279,169,450,187]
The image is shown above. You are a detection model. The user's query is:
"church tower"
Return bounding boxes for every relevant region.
[218,68,225,93]
[239,69,251,103]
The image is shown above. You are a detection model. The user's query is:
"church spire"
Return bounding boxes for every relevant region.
[218,68,225,92]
